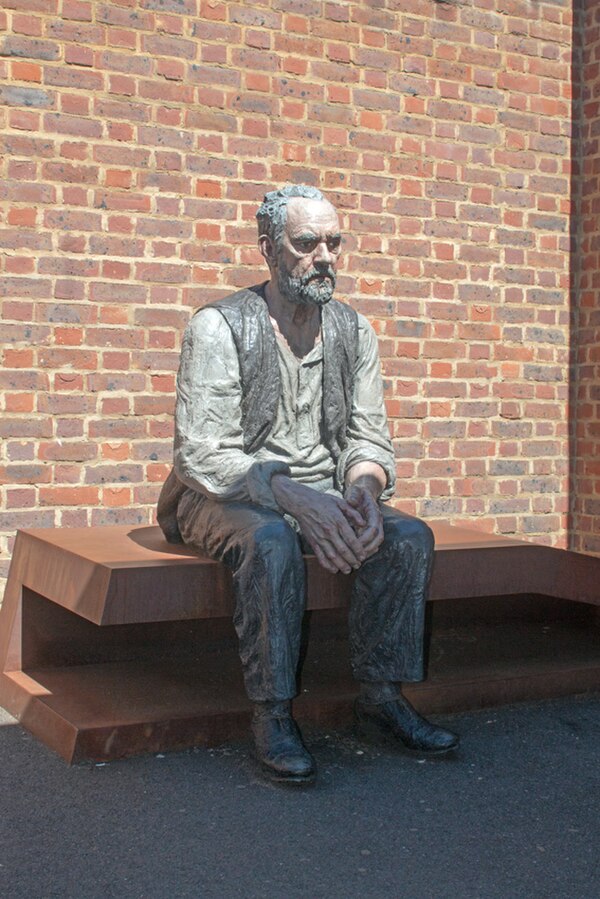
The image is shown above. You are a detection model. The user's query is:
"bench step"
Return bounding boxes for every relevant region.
[4,602,600,763]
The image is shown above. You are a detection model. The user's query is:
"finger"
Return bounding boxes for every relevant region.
[364,499,383,533]
[358,523,380,546]
[299,498,367,567]
[359,514,385,554]
[359,530,384,558]
[314,540,350,574]
[321,532,360,571]
[319,514,367,567]
[338,499,366,530]
[345,490,367,516]
[326,514,370,565]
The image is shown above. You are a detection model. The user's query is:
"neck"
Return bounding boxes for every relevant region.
[264,278,321,358]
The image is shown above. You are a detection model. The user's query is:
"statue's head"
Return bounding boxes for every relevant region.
[256,184,326,250]
[256,185,342,307]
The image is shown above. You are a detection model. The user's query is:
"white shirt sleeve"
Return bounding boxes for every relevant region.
[335,314,397,500]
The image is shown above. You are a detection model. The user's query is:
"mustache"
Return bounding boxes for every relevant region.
[300,266,337,286]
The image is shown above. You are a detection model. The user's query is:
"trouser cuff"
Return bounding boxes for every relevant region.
[252,699,292,719]
[358,681,402,705]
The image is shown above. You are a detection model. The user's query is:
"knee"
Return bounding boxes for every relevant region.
[251,517,301,562]
[384,514,434,558]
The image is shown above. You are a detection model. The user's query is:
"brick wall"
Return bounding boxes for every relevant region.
[0,0,575,590]
[571,0,599,554]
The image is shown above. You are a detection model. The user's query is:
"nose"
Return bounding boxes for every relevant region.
[313,240,334,266]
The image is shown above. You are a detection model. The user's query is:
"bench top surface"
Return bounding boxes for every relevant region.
[8,522,599,628]
[19,521,531,570]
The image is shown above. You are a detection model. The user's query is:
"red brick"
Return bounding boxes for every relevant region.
[7,207,37,227]
[103,487,133,507]
[107,27,137,51]
[40,486,99,506]
[105,169,133,189]
[199,0,227,20]
[101,442,131,461]
[196,179,222,198]
[11,59,42,82]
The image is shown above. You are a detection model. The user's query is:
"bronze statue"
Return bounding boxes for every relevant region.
[158,185,459,784]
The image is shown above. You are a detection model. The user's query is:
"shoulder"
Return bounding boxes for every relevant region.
[325,298,376,340]
[355,313,381,366]
[356,312,378,348]
[179,307,240,376]
[327,297,358,323]
[186,284,265,337]
[356,311,375,335]
[187,306,232,342]
[208,284,267,315]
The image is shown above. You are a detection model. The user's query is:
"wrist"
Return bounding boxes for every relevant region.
[271,474,308,516]
[246,461,292,511]
[345,462,386,501]
[345,474,382,503]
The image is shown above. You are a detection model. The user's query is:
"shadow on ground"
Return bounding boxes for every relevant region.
[0,695,598,898]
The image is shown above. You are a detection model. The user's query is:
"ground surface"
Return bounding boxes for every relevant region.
[0,695,598,899]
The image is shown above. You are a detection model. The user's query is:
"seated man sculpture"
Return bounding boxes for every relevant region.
[157,184,459,784]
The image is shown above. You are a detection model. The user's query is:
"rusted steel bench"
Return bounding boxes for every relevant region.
[0,522,599,763]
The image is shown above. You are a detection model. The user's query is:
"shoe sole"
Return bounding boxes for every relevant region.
[354,717,459,758]
[255,760,317,786]
[250,749,317,785]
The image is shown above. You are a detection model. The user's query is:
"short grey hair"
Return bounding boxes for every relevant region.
[256,184,325,248]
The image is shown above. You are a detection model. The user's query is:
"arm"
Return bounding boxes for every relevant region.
[344,461,386,558]
[335,317,396,559]
[174,308,289,508]
[336,315,396,501]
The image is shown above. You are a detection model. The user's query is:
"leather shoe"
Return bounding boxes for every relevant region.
[355,694,459,756]
[251,704,316,784]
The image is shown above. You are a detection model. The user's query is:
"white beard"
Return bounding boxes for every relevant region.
[277,265,336,307]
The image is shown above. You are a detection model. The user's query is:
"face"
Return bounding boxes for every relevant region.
[273,198,342,307]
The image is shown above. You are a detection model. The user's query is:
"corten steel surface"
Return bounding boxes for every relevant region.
[0,523,599,763]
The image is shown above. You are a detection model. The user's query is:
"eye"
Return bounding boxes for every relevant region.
[294,237,319,252]
[291,233,342,254]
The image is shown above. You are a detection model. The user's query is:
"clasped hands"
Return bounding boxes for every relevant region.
[271,469,385,575]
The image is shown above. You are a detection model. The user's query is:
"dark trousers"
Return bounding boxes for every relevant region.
[177,490,434,703]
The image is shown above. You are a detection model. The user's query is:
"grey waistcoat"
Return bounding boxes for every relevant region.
[157,284,359,543]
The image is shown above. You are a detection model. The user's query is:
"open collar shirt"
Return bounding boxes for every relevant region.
[174,303,396,511]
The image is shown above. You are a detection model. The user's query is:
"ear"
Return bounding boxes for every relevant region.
[258,234,277,269]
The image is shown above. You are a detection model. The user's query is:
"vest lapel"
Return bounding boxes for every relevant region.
[207,285,281,453]
[322,300,358,457]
